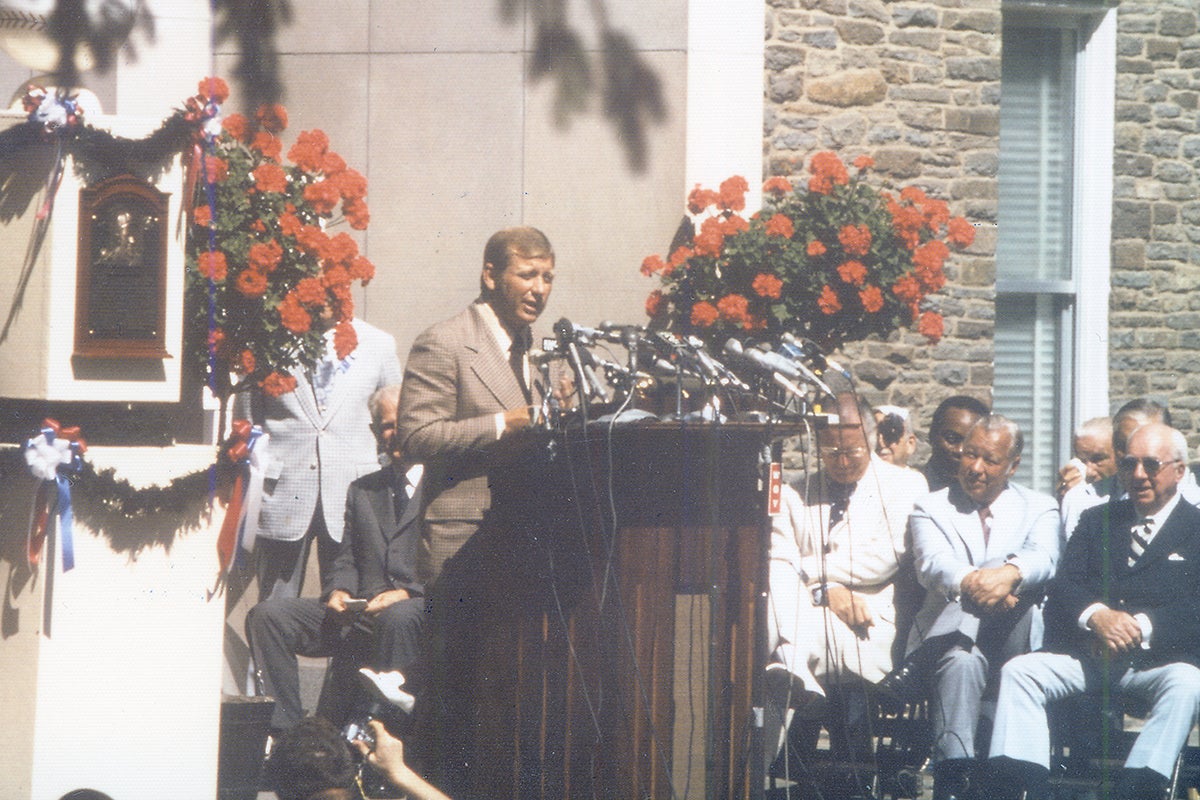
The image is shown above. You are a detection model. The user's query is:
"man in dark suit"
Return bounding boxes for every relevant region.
[987,422,1200,800]
[395,226,556,587]
[247,384,425,733]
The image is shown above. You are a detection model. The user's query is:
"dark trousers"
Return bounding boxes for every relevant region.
[255,502,341,603]
[247,594,426,731]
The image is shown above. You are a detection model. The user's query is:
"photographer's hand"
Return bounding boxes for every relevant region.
[354,720,452,800]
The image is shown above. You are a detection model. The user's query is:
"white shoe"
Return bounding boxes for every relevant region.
[357,668,415,714]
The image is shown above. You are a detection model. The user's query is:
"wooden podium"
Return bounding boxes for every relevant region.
[423,421,781,800]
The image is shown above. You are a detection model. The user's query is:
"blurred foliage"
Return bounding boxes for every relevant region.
[37,0,662,171]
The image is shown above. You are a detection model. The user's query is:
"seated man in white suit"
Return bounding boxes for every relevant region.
[766,392,928,764]
[903,414,1060,800]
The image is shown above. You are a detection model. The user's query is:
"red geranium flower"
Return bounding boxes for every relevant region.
[765,214,794,239]
[693,217,726,258]
[853,154,875,171]
[836,260,868,287]
[203,155,228,183]
[913,240,950,271]
[193,204,212,227]
[294,276,326,306]
[303,180,341,216]
[763,176,792,196]
[718,175,749,212]
[260,371,298,397]
[331,169,367,201]
[859,285,884,313]
[333,320,358,360]
[720,214,749,236]
[690,301,719,327]
[253,162,288,194]
[279,212,302,237]
[687,185,719,215]
[348,255,376,283]
[278,294,313,333]
[198,76,230,103]
[222,113,247,141]
[668,246,693,267]
[891,273,922,303]
[717,293,750,323]
[752,273,783,299]
[235,268,269,297]
[817,285,842,315]
[248,240,284,272]
[807,240,827,257]
[947,217,976,248]
[641,255,666,276]
[343,198,370,230]
[917,311,944,343]
[256,103,289,133]
[197,251,228,282]
[838,224,872,257]
[251,132,283,161]
[645,289,665,317]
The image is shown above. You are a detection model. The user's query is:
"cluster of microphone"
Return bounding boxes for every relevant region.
[534,318,849,417]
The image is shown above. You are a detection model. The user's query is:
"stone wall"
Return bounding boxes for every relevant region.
[1109,0,1200,440]
[764,0,1002,439]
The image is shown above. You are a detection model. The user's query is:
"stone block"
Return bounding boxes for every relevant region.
[945,56,1000,81]
[849,0,889,24]
[1161,9,1199,38]
[1112,234,1147,264]
[769,71,805,103]
[1116,101,1153,122]
[1114,152,1154,177]
[806,69,888,106]
[947,10,999,34]
[837,19,885,45]
[1155,161,1193,183]
[872,147,922,177]
[945,107,999,135]
[854,359,898,389]
[1116,58,1155,75]
[1152,101,1183,119]
[933,362,969,386]
[889,30,943,50]
[1112,200,1153,239]
[804,29,839,49]
[1153,203,1180,225]
[1147,37,1182,60]
[766,45,806,70]
[892,5,937,28]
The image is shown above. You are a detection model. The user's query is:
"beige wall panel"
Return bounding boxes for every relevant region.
[522,49,687,331]
[559,0,688,51]
[364,52,526,350]
[367,0,525,54]
[273,0,371,54]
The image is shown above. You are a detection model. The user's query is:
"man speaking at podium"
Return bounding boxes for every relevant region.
[395,226,557,588]
[395,227,561,794]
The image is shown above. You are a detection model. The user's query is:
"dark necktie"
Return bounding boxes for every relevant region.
[393,471,410,522]
[1129,517,1153,566]
[827,483,853,530]
[509,328,532,404]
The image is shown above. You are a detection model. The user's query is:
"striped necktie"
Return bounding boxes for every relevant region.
[1129,517,1154,566]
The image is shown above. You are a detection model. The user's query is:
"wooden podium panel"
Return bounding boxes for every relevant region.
[423,422,779,800]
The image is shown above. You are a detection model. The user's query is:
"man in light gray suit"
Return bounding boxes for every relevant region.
[247,384,425,733]
[905,414,1060,800]
[239,316,403,601]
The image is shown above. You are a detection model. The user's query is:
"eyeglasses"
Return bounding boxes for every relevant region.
[819,446,867,462]
[1116,456,1180,475]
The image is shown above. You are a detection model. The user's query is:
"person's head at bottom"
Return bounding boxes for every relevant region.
[266,717,359,800]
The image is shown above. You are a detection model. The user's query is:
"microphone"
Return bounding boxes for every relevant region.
[684,335,749,390]
[780,332,852,379]
[724,339,835,398]
[554,318,607,400]
[527,348,561,367]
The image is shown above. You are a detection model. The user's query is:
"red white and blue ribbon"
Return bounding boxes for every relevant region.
[23,419,86,572]
[216,419,268,572]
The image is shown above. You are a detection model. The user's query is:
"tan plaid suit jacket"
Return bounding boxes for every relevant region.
[396,302,544,586]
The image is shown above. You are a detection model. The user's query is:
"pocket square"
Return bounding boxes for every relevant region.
[1168,552,1186,561]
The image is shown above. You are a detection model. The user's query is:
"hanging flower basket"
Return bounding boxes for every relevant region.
[185,77,375,404]
[641,152,975,353]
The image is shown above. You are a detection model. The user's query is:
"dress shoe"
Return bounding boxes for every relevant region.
[1114,767,1170,800]
[874,659,924,705]
[932,758,973,800]
[764,665,827,719]
[357,668,416,714]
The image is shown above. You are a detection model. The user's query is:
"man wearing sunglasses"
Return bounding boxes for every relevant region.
[987,423,1200,800]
